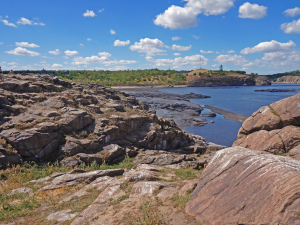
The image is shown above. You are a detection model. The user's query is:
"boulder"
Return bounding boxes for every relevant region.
[58,107,94,131]
[124,169,158,182]
[289,145,300,160]
[186,147,300,224]
[60,142,84,156]
[234,93,300,155]
[62,157,82,167]
[106,103,124,111]
[46,210,78,223]
[130,181,167,198]
[202,112,216,117]
[40,99,65,109]
[76,153,103,164]
[0,128,62,158]
[103,144,125,163]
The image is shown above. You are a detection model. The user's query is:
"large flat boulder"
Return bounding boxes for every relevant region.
[186,147,300,224]
[234,93,300,155]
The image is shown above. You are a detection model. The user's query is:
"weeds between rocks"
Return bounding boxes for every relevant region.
[125,201,164,225]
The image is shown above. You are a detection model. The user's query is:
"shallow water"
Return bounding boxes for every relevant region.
[161,84,300,146]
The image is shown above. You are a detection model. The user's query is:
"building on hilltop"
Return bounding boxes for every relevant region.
[41,68,47,74]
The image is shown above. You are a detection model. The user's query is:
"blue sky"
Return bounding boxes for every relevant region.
[1,0,300,74]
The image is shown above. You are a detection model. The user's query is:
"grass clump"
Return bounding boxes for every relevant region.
[56,189,103,213]
[0,193,40,222]
[126,201,164,225]
[175,168,202,180]
[171,189,194,210]
[78,156,135,171]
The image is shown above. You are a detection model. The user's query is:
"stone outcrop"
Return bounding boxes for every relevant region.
[186,147,300,224]
[233,93,300,155]
[0,73,220,166]
[276,75,300,83]
[187,74,271,87]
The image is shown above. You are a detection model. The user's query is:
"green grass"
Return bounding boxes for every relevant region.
[171,188,195,210]
[0,193,40,222]
[78,156,135,171]
[175,168,202,180]
[126,201,164,225]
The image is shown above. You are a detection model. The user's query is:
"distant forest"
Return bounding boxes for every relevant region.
[58,69,187,86]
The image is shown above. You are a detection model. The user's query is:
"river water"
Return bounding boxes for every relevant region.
[161,84,300,147]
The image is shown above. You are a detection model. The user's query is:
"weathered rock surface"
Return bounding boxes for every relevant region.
[186,147,300,224]
[276,75,300,84]
[41,169,124,190]
[46,209,78,223]
[234,93,300,155]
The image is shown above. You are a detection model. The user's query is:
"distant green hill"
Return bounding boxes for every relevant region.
[58,69,187,86]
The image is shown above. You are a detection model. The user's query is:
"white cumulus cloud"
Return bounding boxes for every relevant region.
[114,40,130,47]
[16,42,39,48]
[83,10,96,17]
[48,49,61,55]
[200,50,214,54]
[98,8,105,13]
[174,53,181,56]
[192,35,200,39]
[239,2,267,19]
[98,52,112,57]
[154,0,236,29]
[130,38,167,55]
[80,44,84,46]
[17,17,45,26]
[52,64,63,69]
[146,54,208,69]
[1,20,17,27]
[172,36,181,41]
[110,29,116,34]
[6,47,40,56]
[87,38,92,41]
[241,40,296,54]
[65,50,79,56]
[172,44,192,51]
[283,7,300,17]
[227,50,235,53]
[215,54,248,64]
[72,54,137,66]
[281,19,300,34]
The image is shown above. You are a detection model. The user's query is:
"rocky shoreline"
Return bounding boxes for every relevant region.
[2,74,300,224]
[115,86,249,129]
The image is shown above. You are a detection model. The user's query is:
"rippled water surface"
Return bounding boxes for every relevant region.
[161,84,300,147]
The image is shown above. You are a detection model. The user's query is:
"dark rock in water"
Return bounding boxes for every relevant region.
[129,92,210,100]
[186,147,300,224]
[202,112,216,117]
[192,118,207,126]
[254,89,297,92]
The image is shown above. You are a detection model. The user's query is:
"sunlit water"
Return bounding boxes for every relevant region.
[161,84,300,147]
